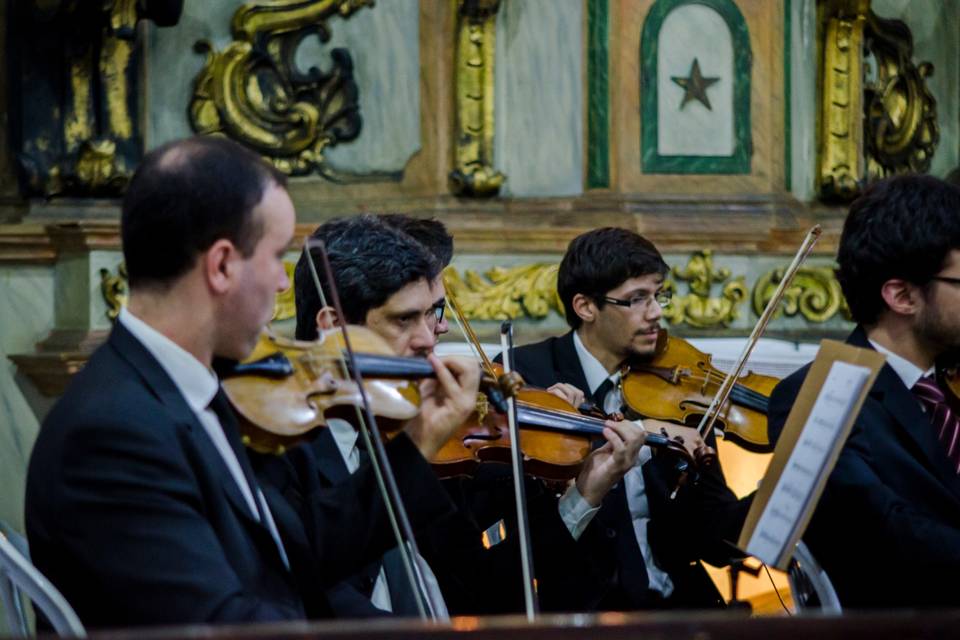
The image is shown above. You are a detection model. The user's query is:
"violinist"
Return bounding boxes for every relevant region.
[768,175,960,608]
[24,136,480,628]
[504,227,749,610]
[293,215,652,615]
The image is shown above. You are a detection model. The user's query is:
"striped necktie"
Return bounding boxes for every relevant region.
[912,375,960,474]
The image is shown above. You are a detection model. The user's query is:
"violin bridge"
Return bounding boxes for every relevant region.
[475,392,489,422]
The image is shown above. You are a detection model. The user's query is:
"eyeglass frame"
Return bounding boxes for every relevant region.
[431,301,446,324]
[600,289,672,310]
[930,275,960,286]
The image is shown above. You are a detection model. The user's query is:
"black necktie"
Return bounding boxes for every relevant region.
[593,378,616,410]
[209,388,290,566]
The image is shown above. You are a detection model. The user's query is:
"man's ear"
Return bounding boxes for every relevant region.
[880,278,923,316]
[571,293,598,325]
[315,306,340,331]
[203,239,237,295]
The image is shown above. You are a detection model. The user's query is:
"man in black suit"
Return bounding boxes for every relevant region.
[292,215,653,615]
[25,137,481,628]
[506,227,749,610]
[768,175,960,608]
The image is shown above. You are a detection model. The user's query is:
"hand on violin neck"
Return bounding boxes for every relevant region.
[643,420,707,462]
[574,420,647,507]
[545,382,585,409]
[403,354,481,459]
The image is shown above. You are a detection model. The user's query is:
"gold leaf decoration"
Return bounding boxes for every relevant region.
[443,264,561,320]
[661,250,747,328]
[273,261,298,321]
[751,265,849,323]
[190,0,372,176]
[99,262,128,322]
[449,0,505,197]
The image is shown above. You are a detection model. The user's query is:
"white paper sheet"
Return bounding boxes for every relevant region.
[747,360,872,565]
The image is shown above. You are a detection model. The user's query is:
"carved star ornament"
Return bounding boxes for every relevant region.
[671,58,720,110]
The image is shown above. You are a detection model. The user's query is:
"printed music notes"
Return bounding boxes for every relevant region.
[738,341,885,569]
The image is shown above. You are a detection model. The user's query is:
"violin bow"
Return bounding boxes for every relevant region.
[444,281,540,618]
[694,225,823,440]
[499,321,540,620]
[303,238,442,621]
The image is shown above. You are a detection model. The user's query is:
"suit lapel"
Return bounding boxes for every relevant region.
[107,323,263,526]
[552,332,592,393]
[848,327,960,502]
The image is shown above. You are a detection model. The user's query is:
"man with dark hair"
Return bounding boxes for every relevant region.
[505,227,748,610]
[294,216,659,615]
[768,174,960,608]
[25,136,480,628]
[377,214,453,336]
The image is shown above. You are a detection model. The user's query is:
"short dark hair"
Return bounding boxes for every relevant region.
[294,216,440,339]
[557,227,669,329]
[377,214,454,267]
[837,174,960,325]
[122,136,287,290]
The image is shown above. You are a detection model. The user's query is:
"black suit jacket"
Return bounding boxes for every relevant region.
[25,322,453,628]
[506,332,749,609]
[303,428,610,616]
[768,326,960,608]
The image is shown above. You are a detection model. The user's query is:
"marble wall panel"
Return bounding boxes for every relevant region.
[318,0,421,174]
[0,266,55,536]
[494,0,584,197]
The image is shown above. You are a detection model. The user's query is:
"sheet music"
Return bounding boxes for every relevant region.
[747,360,872,565]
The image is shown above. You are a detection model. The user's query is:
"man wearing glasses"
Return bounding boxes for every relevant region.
[289,217,656,616]
[506,227,750,610]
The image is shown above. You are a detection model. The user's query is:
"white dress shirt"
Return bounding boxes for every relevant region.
[568,331,674,596]
[868,339,934,390]
[327,418,448,618]
[118,308,289,569]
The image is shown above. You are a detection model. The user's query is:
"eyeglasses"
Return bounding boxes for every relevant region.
[930,275,960,286]
[432,301,446,324]
[601,290,672,310]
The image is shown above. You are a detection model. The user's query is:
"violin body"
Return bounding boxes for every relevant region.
[622,332,779,452]
[433,387,598,482]
[221,328,422,454]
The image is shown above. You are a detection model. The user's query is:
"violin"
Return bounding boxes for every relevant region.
[621,330,780,452]
[432,364,715,482]
[220,327,520,455]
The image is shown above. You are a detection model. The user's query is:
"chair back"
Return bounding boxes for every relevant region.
[0,525,85,637]
[788,540,842,613]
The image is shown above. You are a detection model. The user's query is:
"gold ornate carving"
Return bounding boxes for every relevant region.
[818,0,868,200]
[443,264,561,320]
[190,0,371,177]
[273,261,298,321]
[863,12,939,179]
[751,265,849,323]
[449,0,505,197]
[818,0,938,200]
[662,250,747,329]
[99,262,128,322]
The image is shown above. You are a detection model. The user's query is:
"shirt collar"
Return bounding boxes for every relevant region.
[867,338,935,389]
[328,417,360,464]
[572,330,621,395]
[118,307,219,413]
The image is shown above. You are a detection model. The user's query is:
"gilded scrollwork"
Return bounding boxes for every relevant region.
[14,1,182,196]
[863,12,939,179]
[818,0,938,200]
[99,262,128,322]
[449,0,505,197]
[273,262,298,321]
[751,265,849,323]
[190,0,371,177]
[443,264,561,320]
[661,250,747,329]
